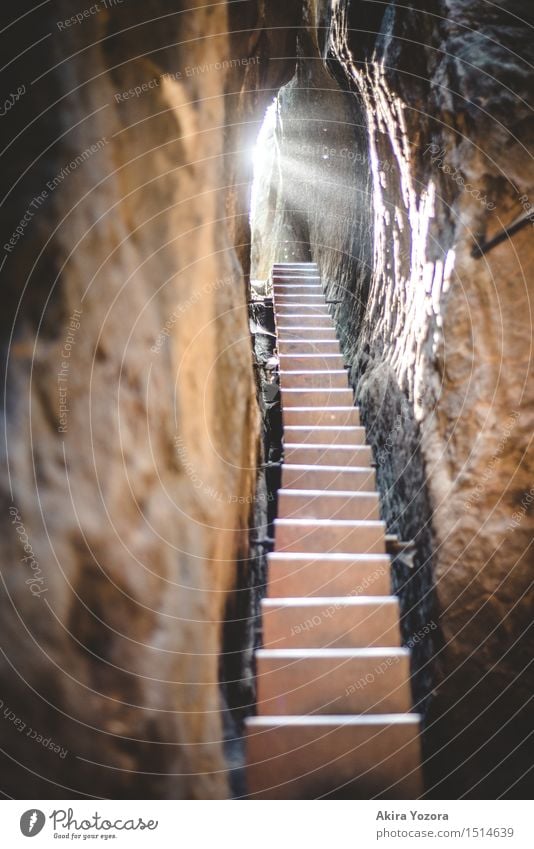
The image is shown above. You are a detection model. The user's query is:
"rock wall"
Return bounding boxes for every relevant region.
[250,0,534,797]
[327,0,534,799]
[0,0,297,799]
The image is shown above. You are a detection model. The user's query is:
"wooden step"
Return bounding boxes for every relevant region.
[277,328,337,340]
[273,262,318,267]
[256,648,412,715]
[275,304,332,316]
[278,340,341,355]
[283,444,372,466]
[282,425,364,445]
[275,297,328,303]
[274,286,323,295]
[278,490,379,520]
[274,518,385,554]
[273,274,321,281]
[274,298,326,306]
[273,266,319,273]
[273,279,321,285]
[274,289,323,295]
[277,315,333,328]
[280,371,348,389]
[261,596,400,649]
[275,304,327,312]
[267,552,391,597]
[281,389,353,407]
[281,464,374,491]
[279,355,345,370]
[275,308,327,316]
[245,715,423,799]
[282,407,359,426]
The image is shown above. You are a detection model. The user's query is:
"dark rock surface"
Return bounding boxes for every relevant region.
[0,0,297,799]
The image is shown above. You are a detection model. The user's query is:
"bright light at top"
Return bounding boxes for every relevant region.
[250,98,278,170]
[250,99,278,224]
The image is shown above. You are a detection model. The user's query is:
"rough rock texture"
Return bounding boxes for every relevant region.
[0,1,297,799]
[250,0,534,797]
[328,0,534,799]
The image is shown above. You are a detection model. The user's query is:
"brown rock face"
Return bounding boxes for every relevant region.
[0,1,297,798]
[250,0,534,798]
[326,0,534,798]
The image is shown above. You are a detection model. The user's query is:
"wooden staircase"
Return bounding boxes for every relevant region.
[245,262,423,799]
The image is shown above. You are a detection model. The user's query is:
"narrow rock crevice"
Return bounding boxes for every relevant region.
[249,0,534,799]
